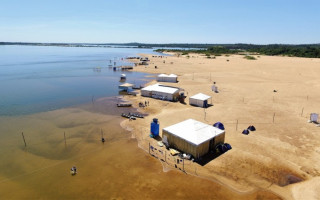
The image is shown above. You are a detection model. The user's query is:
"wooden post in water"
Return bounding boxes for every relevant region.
[21,132,27,147]
[273,112,276,123]
[64,132,67,147]
[91,95,94,104]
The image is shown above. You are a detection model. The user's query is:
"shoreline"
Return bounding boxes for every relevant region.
[0,85,282,199]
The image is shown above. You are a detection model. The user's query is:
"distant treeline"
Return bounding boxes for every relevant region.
[155,44,320,58]
[1,42,320,58]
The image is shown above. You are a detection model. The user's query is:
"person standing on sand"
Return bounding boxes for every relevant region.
[145,101,147,107]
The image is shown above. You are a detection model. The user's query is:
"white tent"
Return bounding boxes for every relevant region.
[310,113,319,122]
[156,74,178,83]
[189,93,212,108]
[141,84,180,101]
[162,119,225,158]
[211,84,218,93]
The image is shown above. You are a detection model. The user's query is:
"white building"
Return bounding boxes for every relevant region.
[141,84,180,101]
[156,74,178,83]
[189,93,212,108]
[162,119,225,159]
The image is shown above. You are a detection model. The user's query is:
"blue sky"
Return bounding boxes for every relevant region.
[0,0,319,44]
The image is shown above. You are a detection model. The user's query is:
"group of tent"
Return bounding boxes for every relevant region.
[242,125,256,135]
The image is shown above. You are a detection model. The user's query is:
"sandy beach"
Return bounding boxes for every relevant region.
[121,53,320,199]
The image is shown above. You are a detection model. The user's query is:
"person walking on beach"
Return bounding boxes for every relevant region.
[145,101,147,107]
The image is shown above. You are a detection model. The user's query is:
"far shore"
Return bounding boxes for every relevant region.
[121,52,320,200]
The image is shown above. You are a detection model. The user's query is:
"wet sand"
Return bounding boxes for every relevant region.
[0,96,281,199]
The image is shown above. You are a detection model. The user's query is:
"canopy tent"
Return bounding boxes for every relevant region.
[213,122,225,130]
[141,84,180,101]
[189,93,212,108]
[242,129,249,135]
[162,119,225,158]
[157,74,178,83]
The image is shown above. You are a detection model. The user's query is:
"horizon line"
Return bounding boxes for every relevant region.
[1,41,320,46]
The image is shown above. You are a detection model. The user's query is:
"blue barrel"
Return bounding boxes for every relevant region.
[151,118,159,137]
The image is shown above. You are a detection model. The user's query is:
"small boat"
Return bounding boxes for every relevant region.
[130,113,144,118]
[117,103,132,107]
[121,113,130,118]
[121,113,141,120]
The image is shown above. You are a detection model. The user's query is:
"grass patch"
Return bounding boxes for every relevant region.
[244,55,257,60]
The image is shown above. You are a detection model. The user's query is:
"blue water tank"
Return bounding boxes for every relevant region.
[151,118,159,137]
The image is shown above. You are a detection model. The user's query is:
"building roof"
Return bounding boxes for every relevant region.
[163,119,224,146]
[141,84,179,94]
[190,93,211,101]
[158,74,178,78]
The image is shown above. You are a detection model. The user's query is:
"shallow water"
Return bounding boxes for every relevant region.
[0,98,281,199]
[0,45,157,116]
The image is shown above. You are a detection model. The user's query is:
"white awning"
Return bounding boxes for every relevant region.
[190,93,211,101]
[157,74,177,78]
[141,84,179,94]
[163,119,224,146]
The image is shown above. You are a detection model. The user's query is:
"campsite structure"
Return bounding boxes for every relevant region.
[120,74,126,81]
[162,119,225,159]
[156,74,178,83]
[141,84,180,101]
[310,113,319,123]
[211,84,218,93]
[119,83,134,92]
[189,93,212,108]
